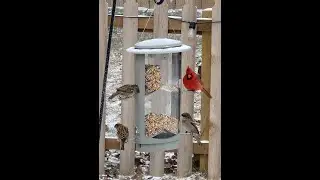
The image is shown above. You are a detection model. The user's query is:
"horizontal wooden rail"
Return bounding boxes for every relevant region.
[107,0,214,9]
[108,15,212,35]
[105,137,208,155]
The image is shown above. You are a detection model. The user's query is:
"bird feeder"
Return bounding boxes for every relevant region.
[126,38,192,152]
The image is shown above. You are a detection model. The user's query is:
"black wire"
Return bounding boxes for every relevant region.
[154,0,165,5]
[99,0,117,143]
[181,20,221,24]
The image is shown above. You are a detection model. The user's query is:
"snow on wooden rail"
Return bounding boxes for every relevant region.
[107,15,212,34]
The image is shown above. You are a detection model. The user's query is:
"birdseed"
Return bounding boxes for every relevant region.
[145,64,161,95]
[145,113,179,137]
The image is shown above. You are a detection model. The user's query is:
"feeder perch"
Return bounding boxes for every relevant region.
[126,38,192,152]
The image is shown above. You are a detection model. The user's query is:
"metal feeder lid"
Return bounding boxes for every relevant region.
[134,38,182,49]
[126,38,191,54]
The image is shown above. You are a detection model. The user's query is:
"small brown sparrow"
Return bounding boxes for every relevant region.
[108,84,140,100]
[181,112,201,145]
[114,123,129,150]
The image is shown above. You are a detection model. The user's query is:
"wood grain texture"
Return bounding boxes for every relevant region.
[175,0,202,9]
[137,0,149,8]
[208,0,221,179]
[202,0,215,9]
[175,0,184,9]
[120,0,139,176]
[149,0,155,8]
[199,7,212,173]
[107,0,124,7]
[150,151,165,176]
[153,0,169,38]
[99,0,108,175]
[149,2,169,176]
[177,0,197,177]
[167,0,176,9]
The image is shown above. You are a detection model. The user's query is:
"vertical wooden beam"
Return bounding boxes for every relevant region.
[153,1,168,38]
[149,144,165,176]
[120,0,138,176]
[99,0,108,176]
[208,0,221,179]
[178,0,197,177]
[149,0,155,9]
[107,0,124,7]
[199,8,212,173]
[149,1,169,177]
[202,0,215,9]
[168,0,176,9]
[117,0,124,7]
[196,0,202,9]
[137,0,149,8]
[175,0,201,9]
[175,0,184,9]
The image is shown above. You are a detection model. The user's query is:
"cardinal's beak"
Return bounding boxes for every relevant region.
[187,74,192,78]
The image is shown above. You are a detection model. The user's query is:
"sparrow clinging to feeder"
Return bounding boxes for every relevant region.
[114,123,129,150]
[181,112,201,145]
[108,84,140,100]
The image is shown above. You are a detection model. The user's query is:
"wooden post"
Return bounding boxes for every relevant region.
[202,0,215,9]
[199,7,212,173]
[175,0,183,9]
[99,0,108,176]
[168,0,176,9]
[149,0,155,9]
[120,0,138,176]
[176,0,202,9]
[137,0,149,8]
[107,0,124,6]
[178,0,197,177]
[208,0,221,179]
[149,1,168,177]
[153,0,168,38]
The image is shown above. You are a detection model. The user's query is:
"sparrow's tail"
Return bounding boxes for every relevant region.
[120,141,124,150]
[196,136,202,146]
[108,92,119,100]
[202,87,212,99]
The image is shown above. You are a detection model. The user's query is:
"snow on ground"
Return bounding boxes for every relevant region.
[103,150,208,180]
[103,8,207,179]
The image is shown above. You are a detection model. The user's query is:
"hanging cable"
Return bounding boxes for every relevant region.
[99,0,117,143]
[154,0,165,5]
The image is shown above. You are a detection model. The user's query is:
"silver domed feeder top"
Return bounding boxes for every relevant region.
[126,38,191,54]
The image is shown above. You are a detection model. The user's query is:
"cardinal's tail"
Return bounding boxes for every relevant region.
[108,92,119,100]
[202,87,212,99]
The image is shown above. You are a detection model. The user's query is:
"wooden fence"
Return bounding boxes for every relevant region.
[99,0,220,179]
[107,0,214,9]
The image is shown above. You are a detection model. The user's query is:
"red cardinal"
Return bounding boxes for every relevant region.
[183,66,212,99]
